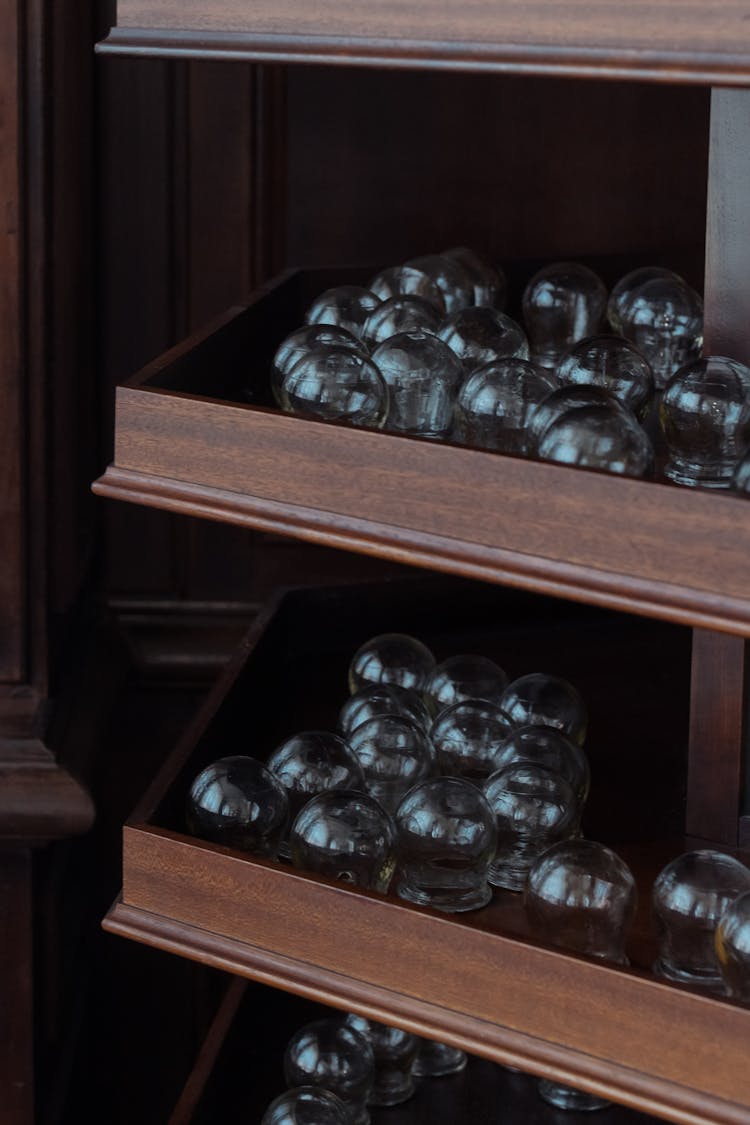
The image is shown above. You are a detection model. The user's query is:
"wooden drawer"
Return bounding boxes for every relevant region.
[94,267,750,638]
[105,577,750,1125]
[168,978,658,1125]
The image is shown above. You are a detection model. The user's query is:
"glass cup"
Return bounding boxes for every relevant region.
[280,345,389,429]
[483,764,579,891]
[424,654,509,714]
[261,1087,350,1125]
[522,262,607,370]
[347,714,436,813]
[362,295,442,348]
[372,330,464,438]
[266,731,365,858]
[607,265,684,334]
[660,356,750,488]
[395,777,497,912]
[368,265,446,312]
[443,246,507,309]
[339,684,432,738]
[305,285,381,339]
[284,1020,375,1125]
[348,633,436,695]
[439,307,529,371]
[344,1014,418,1106]
[454,358,556,455]
[616,273,703,389]
[290,790,397,893]
[536,400,654,479]
[556,334,655,419]
[269,324,366,407]
[186,755,288,856]
[430,700,512,780]
[492,724,590,805]
[715,890,750,1003]
[405,253,475,314]
[499,673,588,746]
[528,385,628,455]
[653,850,750,989]
[412,1038,467,1077]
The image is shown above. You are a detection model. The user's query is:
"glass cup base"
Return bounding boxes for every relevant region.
[653,956,724,991]
[539,1080,610,1112]
[663,459,734,490]
[369,1074,417,1106]
[413,1041,467,1078]
[488,861,530,892]
[397,878,493,913]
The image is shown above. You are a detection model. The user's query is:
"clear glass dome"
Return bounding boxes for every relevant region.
[454,358,556,455]
[395,777,497,912]
[348,633,436,695]
[617,273,703,389]
[425,654,509,714]
[537,400,654,479]
[262,1087,350,1125]
[305,285,382,339]
[269,324,366,407]
[412,1039,467,1077]
[522,262,608,370]
[284,1020,375,1125]
[280,345,388,429]
[492,724,590,805]
[528,384,628,454]
[372,330,463,438]
[443,246,507,309]
[538,1080,612,1113]
[660,356,750,488]
[347,714,436,813]
[362,296,442,348]
[405,253,475,314]
[266,731,365,857]
[368,265,446,313]
[715,890,750,1003]
[483,764,579,891]
[499,673,588,746]
[653,850,750,988]
[339,684,432,738]
[430,700,512,780]
[439,307,529,371]
[290,790,397,893]
[186,755,288,857]
[526,839,637,963]
[607,266,684,334]
[556,334,655,419]
[343,1014,418,1106]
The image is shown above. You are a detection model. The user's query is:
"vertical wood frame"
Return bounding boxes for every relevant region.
[0,0,26,683]
[686,88,750,844]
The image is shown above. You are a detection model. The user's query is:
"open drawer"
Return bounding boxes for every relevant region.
[103,577,750,1125]
[94,267,750,637]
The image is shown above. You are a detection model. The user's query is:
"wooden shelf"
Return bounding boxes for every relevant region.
[167,978,660,1124]
[98,1,750,86]
[94,269,750,638]
[103,579,750,1125]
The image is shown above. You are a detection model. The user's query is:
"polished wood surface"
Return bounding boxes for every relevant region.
[102,1,750,85]
[95,268,750,636]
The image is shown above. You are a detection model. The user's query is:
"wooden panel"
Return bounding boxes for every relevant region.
[0,850,33,1125]
[0,0,25,682]
[103,1,750,86]
[686,632,746,845]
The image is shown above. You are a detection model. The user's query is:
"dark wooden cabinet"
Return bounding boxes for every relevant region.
[4,2,750,1123]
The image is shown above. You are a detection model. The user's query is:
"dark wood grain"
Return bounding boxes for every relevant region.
[0,851,34,1125]
[0,0,25,683]
[101,2,750,86]
[687,632,746,845]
